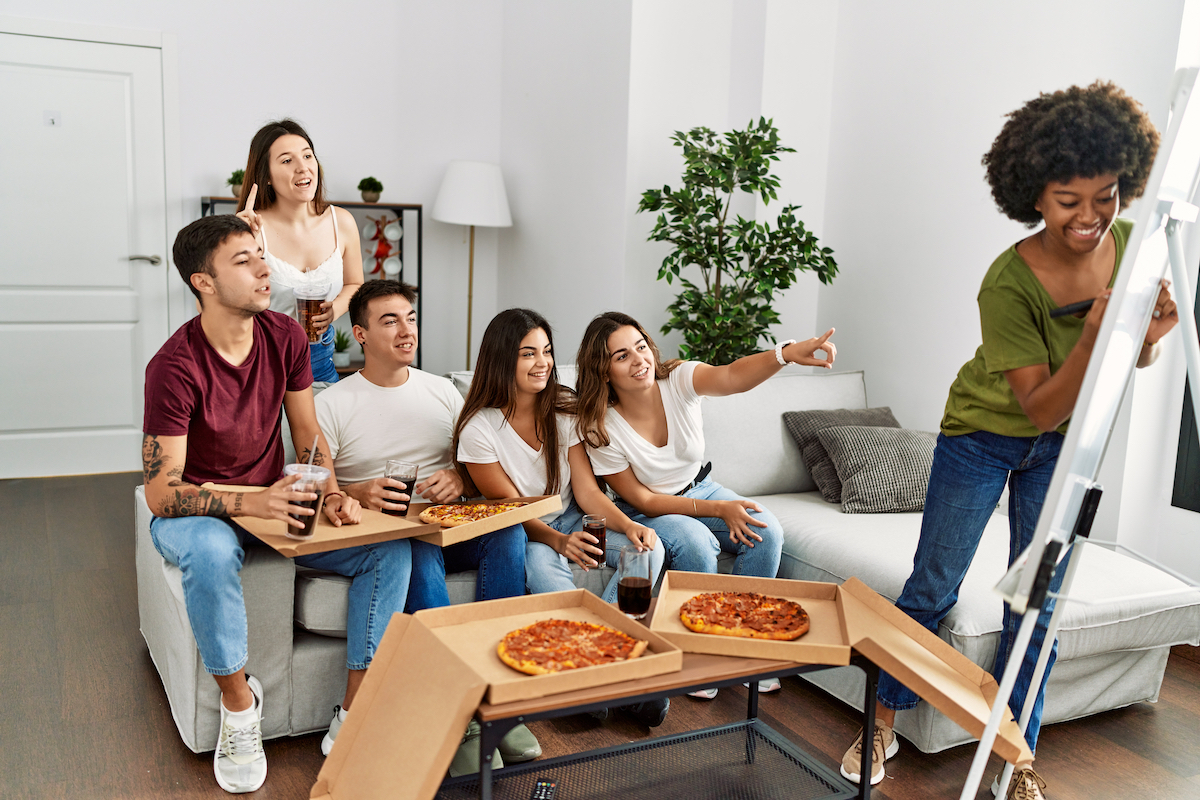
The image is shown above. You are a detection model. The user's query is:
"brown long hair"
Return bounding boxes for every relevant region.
[237,119,330,216]
[574,311,680,449]
[452,309,576,495]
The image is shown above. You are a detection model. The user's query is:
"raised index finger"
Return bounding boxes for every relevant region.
[245,183,258,210]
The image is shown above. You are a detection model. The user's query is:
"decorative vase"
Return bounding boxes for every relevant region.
[361,191,380,203]
[230,183,242,198]
[332,351,351,368]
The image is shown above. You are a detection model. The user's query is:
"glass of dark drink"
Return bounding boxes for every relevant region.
[616,545,652,619]
[293,283,330,343]
[383,460,418,517]
[282,463,330,539]
[582,514,606,564]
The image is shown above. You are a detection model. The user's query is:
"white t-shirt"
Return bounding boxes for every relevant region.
[586,361,704,494]
[457,408,581,523]
[315,369,464,503]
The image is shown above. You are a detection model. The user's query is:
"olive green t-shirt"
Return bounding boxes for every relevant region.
[941,218,1132,438]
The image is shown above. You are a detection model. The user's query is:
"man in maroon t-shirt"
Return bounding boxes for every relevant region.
[143,216,412,794]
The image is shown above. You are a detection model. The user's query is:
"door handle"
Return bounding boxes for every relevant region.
[127,254,162,265]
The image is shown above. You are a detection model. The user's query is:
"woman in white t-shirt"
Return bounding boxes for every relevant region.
[576,311,837,585]
[454,309,665,602]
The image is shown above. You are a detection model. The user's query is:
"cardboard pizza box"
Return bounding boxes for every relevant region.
[414,589,683,703]
[650,571,851,664]
[310,614,487,800]
[199,483,441,557]
[408,495,562,547]
[837,577,1033,765]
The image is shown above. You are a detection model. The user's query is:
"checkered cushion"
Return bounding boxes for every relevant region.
[782,407,900,502]
[816,426,937,513]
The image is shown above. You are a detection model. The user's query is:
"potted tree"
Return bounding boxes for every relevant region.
[227,169,245,198]
[358,177,383,203]
[332,328,353,368]
[638,118,838,365]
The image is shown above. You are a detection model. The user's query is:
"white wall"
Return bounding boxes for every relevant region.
[0,0,505,376]
[496,0,634,359]
[817,0,1184,428]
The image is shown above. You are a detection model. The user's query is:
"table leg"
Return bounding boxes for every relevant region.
[747,678,760,720]
[477,718,518,800]
[855,654,879,800]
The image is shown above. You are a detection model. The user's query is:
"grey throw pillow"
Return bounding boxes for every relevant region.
[782,407,901,502]
[816,426,938,513]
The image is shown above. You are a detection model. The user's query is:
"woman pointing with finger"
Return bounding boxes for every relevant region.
[574,311,835,697]
[237,119,364,384]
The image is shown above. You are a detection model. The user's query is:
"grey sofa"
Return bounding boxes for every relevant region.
[136,369,1200,754]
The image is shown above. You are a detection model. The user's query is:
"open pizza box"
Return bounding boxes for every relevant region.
[652,571,1032,766]
[200,486,558,556]
[200,483,440,557]
[311,592,683,800]
[407,495,562,547]
[651,571,851,664]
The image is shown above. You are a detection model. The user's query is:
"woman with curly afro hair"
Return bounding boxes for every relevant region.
[839,81,1179,799]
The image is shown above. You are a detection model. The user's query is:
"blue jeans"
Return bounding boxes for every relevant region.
[615,478,783,578]
[876,430,1065,751]
[310,327,339,384]
[403,524,528,608]
[149,515,411,673]
[525,500,667,602]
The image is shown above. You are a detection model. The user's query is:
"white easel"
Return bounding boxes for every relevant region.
[961,67,1200,800]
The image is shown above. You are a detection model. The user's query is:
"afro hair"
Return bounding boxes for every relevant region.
[983,81,1159,226]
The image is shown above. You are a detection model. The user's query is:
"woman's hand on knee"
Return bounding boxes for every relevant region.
[714,500,766,547]
[625,523,658,551]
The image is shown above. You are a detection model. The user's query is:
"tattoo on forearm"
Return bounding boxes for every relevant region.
[299,447,326,467]
[142,435,165,482]
[233,493,243,514]
[156,485,229,518]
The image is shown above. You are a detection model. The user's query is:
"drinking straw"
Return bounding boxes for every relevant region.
[307,434,319,468]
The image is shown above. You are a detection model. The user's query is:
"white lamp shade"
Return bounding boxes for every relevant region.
[431,160,513,227]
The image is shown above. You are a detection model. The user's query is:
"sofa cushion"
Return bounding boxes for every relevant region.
[816,426,936,513]
[767,491,1200,665]
[782,406,900,503]
[703,371,868,497]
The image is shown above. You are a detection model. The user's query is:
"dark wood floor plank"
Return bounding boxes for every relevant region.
[0,602,67,788]
[44,476,110,573]
[0,478,51,606]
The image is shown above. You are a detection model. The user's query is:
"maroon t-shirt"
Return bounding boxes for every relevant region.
[143,310,313,487]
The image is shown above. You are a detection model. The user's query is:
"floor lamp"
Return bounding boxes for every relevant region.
[432,161,512,370]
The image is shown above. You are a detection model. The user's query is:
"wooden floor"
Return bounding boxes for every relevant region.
[1,472,1197,799]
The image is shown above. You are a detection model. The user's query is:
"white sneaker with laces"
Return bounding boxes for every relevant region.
[214,675,267,794]
[321,704,346,756]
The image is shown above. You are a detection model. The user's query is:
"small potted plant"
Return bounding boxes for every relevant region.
[332,329,353,367]
[358,176,383,203]
[227,169,245,198]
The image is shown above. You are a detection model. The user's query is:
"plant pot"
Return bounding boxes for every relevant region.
[361,191,380,203]
[332,351,352,368]
[230,183,243,198]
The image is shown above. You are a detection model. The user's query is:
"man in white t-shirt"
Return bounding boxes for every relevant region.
[314,280,535,772]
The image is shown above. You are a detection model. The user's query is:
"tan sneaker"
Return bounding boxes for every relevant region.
[1003,767,1048,800]
[839,722,898,785]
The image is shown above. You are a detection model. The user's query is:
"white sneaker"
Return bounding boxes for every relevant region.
[743,678,782,693]
[688,687,719,700]
[214,675,267,794]
[321,705,346,756]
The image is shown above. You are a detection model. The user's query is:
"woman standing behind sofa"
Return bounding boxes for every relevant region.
[575,311,836,696]
[838,82,1174,799]
[236,119,363,383]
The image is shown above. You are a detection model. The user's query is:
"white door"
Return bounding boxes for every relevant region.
[0,31,169,478]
